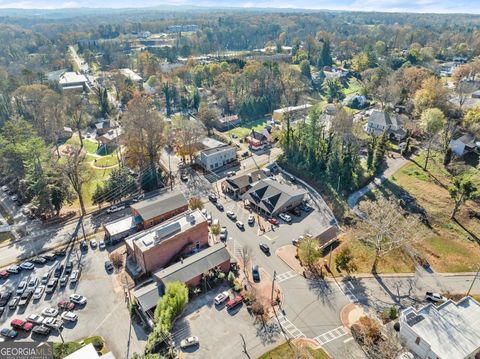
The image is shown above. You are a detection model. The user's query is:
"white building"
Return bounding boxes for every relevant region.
[272,104,312,122]
[449,133,478,157]
[365,109,406,141]
[196,145,236,171]
[59,72,88,92]
[399,296,480,359]
[120,68,143,83]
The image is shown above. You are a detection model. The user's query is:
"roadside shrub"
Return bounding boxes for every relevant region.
[189,197,203,210]
[227,271,235,284]
[110,252,124,268]
[89,337,104,351]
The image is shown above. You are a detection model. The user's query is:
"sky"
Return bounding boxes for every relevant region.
[0,0,480,14]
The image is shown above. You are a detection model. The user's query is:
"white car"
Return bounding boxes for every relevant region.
[69,294,87,305]
[219,227,227,241]
[33,285,45,300]
[41,272,51,284]
[42,307,59,317]
[201,208,207,217]
[206,214,212,225]
[27,314,45,325]
[279,213,292,223]
[214,291,230,305]
[70,270,79,283]
[61,311,78,322]
[106,205,125,214]
[42,317,63,329]
[226,211,237,220]
[16,280,27,295]
[27,277,39,291]
[235,220,244,229]
[20,261,35,270]
[425,292,444,302]
[247,215,255,224]
[180,336,199,349]
[90,240,97,249]
[10,194,18,202]
[99,240,106,250]
[1,185,8,192]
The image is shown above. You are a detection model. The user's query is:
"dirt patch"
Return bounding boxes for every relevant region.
[276,245,304,274]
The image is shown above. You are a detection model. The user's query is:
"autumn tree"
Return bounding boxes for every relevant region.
[197,102,218,136]
[463,105,480,135]
[173,116,205,164]
[420,108,446,170]
[298,236,322,273]
[58,145,88,215]
[413,77,450,116]
[449,177,479,219]
[356,197,420,272]
[122,94,166,189]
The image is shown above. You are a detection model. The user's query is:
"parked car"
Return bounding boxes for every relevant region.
[99,240,106,250]
[105,261,114,271]
[69,294,87,305]
[53,250,66,257]
[70,270,80,283]
[259,244,270,254]
[32,325,51,336]
[235,220,244,230]
[206,214,212,225]
[226,171,236,177]
[219,227,228,241]
[33,286,45,300]
[226,295,243,310]
[0,328,18,339]
[19,261,34,270]
[289,207,301,217]
[54,265,64,278]
[80,240,88,251]
[215,202,224,211]
[19,290,33,306]
[90,240,98,249]
[7,265,21,274]
[60,275,68,287]
[0,307,4,316]
[180,336,199,349]
[65,261,73,275]
[11,319,32,331]
[16,280,27,295]
[42,307,58,317]
[61,311,78,322]
[10,194,18,202]
[27,314,45,325]
[106,204,125,214]
[32,256,47,265]
[132,194,145,203]
[247,215,255,225]
[425,292,444,302]
[1,185,8,192]
[226,211,237,220]
[45,279,58,294]
[208,193,217,203]
[0,270,9,279]
[279,213,292,223]
[43,253,56,261]
[180,173,189,182]
[41,272,51,284]
[42,317,63,329]
[0,292,12,307]
[292,235,305,246]
[8,297,20,310]
[58,300,75,311]
[252,265,260,282]
[241,151,249,157]
[27,277,39,291]
[214,291,230,305]
[267,217,279,225]
[300,204,313,212]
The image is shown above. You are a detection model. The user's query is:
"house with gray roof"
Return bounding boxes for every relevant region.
[242,178,306,216]
[365,109,407,141]
[399,296,480,359]
[221,169,267,199]
[449,133,478,157]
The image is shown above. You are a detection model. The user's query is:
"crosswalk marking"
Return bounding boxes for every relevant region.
[314,326,348,345]
[276,314,306,340]
[276,270,298,283]
[337,282,358,303]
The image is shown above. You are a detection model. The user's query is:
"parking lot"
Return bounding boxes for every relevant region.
[0,237,147,357]
[172,285,284,359]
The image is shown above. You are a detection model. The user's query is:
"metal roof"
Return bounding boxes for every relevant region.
[131,191,188,221]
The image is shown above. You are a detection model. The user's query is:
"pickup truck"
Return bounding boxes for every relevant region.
[226,295,244,310]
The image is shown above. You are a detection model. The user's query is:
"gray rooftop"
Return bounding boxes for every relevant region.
[132,281,162,312]
[154,243,230,284]
[225,169,266,190]
[131,191,188,221]
[201,144,235,156]
[401,296,480,358]
[368,109,392,127]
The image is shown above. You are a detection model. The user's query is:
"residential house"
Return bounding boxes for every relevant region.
[272,104,312,122]
[365,109,407,141]
[58,72,88,92]
[449,133,478,157]
[94,119,115,137]
[196,145,237,171]
[125,210,209,275]
[215,115,241,131]
[242,178,306,216]
[120,68,143,83]
[399,296,480,359]
[97,128,124,150]
[246,129,270,150]
[130,191,188,230]
[221,170,267,199]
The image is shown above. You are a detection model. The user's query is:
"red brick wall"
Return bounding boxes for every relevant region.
[136,220,209,273]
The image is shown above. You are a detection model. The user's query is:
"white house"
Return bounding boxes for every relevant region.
[449,133,478,157]
[365,109,406,141]
[399,296,480,359]
[196,145,236,171]
[59,72,88,92]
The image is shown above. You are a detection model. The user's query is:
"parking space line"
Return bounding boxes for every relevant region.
[343,337,354,343]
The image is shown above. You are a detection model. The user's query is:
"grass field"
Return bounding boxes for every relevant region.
[259,341,330,359]
[226,118,268,138]
[342,78,363,96]
[94,153,119,167]
[66,136,99,155]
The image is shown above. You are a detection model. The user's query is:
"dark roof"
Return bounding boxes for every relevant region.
[132,281,162,311]
[368,110,392,127]
[131,191,188,221]
[251,130,268,142]
[154,243,230,284]
[225,170,266,190]
[218,115,239,124]
[242,178,306,215]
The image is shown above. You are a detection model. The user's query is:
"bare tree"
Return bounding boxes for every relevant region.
[238,245,253,284]
[172,116,205,164]
[356,197,421,272]
[58,145,88,215]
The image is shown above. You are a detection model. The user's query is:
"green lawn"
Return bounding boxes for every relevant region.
[53,336,107,359]
[342,77,363,96]
[226,118,268,138]
[94,153,119,167]
[259,341,330,359]
[66,136,99,155]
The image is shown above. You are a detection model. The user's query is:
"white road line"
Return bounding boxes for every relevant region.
[276,270,298,283]
[263,234,273,241]
[337,282,359,303]
[314,326,348,346]
[276,314,306,339]
[343,337,354,343]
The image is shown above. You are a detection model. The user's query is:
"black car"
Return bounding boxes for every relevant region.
[54,250,66,257]
[0,328,18,339]
[215,202,224,211]
[289,207,301,217]
[65,262,73,275]
[54,265,64,278]
[32,256,47,265]
[80,240,88,251]
[43,253,56,261]
[259,244,270,254]
[32,325,51,336]
[252,265,260,282]
[208,193,217,203]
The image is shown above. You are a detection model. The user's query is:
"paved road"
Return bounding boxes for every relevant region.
[347,155,408,208]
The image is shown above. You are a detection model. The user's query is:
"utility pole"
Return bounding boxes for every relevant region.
[168,154,173,190]
[467,266,480,297]
[271,270,277,302]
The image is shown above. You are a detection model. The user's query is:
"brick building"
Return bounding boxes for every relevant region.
[125,210,209,275]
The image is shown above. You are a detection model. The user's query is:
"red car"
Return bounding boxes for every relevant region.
[226,295,244,310]
[11,319,33,331]
[0,271,9,279]
[268,218,279,225]
[58,300,75,311]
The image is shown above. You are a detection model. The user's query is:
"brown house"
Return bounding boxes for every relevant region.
[125,210,209,275]
[221,169,267,199]
[131,191,188,230]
